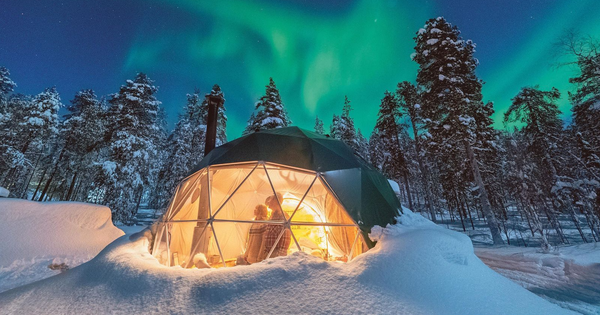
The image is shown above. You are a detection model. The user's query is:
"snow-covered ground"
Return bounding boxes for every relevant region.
[0,199,124,293]
[475,244,600,315]
[421,207,600,314]
[0,206,571,314]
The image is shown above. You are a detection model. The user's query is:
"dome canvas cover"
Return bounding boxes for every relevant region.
[191,126,402,234]
[153,127,402,268]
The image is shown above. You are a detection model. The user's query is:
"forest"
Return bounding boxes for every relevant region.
[1,17,598,251]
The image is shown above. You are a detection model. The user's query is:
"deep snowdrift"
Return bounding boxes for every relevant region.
[0,209,572,314]
[0,199,124,292]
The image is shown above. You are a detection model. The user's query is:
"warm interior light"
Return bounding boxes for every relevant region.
[281,195,345,260]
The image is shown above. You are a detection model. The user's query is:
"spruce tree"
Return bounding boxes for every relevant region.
[314,116,324,135]
[0,66,16,106]
[199,84,227,145]
[504,87,568,244]
[413,17,504,244]
[243,113,256,136]
[20,87,62,154]
[374,91,412,210]
[330,114,341,139]
[103,73,162,223]
[247,78,291,133]
[356,129,370,162]
[397,81,436,221]
[338,96,359,153]
[568,37,600,178]
[37,90,105,202]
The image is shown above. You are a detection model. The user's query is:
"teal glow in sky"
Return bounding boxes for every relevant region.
[2,0,600,137]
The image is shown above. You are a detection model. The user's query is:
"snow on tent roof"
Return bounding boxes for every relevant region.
[153,127,402,268]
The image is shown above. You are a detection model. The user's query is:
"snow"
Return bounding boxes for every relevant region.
[0,207,571,314]
[0,199,124,293]
[0,187,9,198]
[427,38,439,45]
[387,179,400,195]
[476,244,600,314]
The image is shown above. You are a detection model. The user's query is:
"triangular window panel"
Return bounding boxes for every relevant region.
[169,170,209,221]
[289,176,355,226]
[209,163,258,217]
[213,165,273,221]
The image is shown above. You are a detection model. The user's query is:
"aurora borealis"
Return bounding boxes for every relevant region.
[2,0,600,137]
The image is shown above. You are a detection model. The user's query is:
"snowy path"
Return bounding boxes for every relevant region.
[475,246,600,315]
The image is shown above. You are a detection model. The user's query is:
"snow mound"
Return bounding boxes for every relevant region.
[0,199,124,292]
[0,209,572,314]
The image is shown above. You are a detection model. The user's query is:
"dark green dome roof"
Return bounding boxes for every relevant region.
[192,126,401,236]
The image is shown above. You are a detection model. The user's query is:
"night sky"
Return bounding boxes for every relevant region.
[2,0,599,137]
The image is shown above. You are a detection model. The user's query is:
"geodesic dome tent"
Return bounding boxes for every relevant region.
[152,127,402,268]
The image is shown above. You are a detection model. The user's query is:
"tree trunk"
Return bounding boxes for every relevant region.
[410,126,436,222]
[32,168,47,201]
[65,172,78,201]
[464,140,504,245]
[401,174,414,211]
[38,147,66,201]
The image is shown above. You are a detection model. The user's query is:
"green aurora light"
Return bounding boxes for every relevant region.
[123,0,600,137]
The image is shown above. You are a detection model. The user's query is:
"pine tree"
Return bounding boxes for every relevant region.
[397,81,436,221]
[0,68,20,186]
[330,114,341,139]
[314,116,324,135]
[504,86,568,245]
[568,37,600,178]
[243,113,256,136]
[356,129,370,162]
[413,17,504,244]
[153,89,212,212]
[246,78,291,133]
[369,129,384,170]
[3,88,62,194]
[338,96,359,153]
[0,95,31,188]
[0,66,16,107]
[21,87,62,154]
[36,90,106,202]
[103,73,163,223]
[373,91,412,210]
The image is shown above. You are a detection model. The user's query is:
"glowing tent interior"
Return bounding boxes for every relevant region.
[152,127,402,268]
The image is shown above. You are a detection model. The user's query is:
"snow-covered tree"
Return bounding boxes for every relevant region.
[567,36,600,178]
[314,116,324,135]
[338,96,359,152]
[330,96,364,158]
[199,84,228,146]
[504,86,568,245]
[35,90,106,201]
[330,114,341,139]
[396,81,436,220]
[246,78,291,133]
[21,87,62,154]
[373,91,413,209]
[102,73,163,223]
[413,17,504,244]
[152,88,216,212]
[356,129,369,162]
[369,129,384,169]
[0,66,16,106]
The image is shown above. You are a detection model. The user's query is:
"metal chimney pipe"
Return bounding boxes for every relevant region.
[204,94,223,156]
[204,95,221,156]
